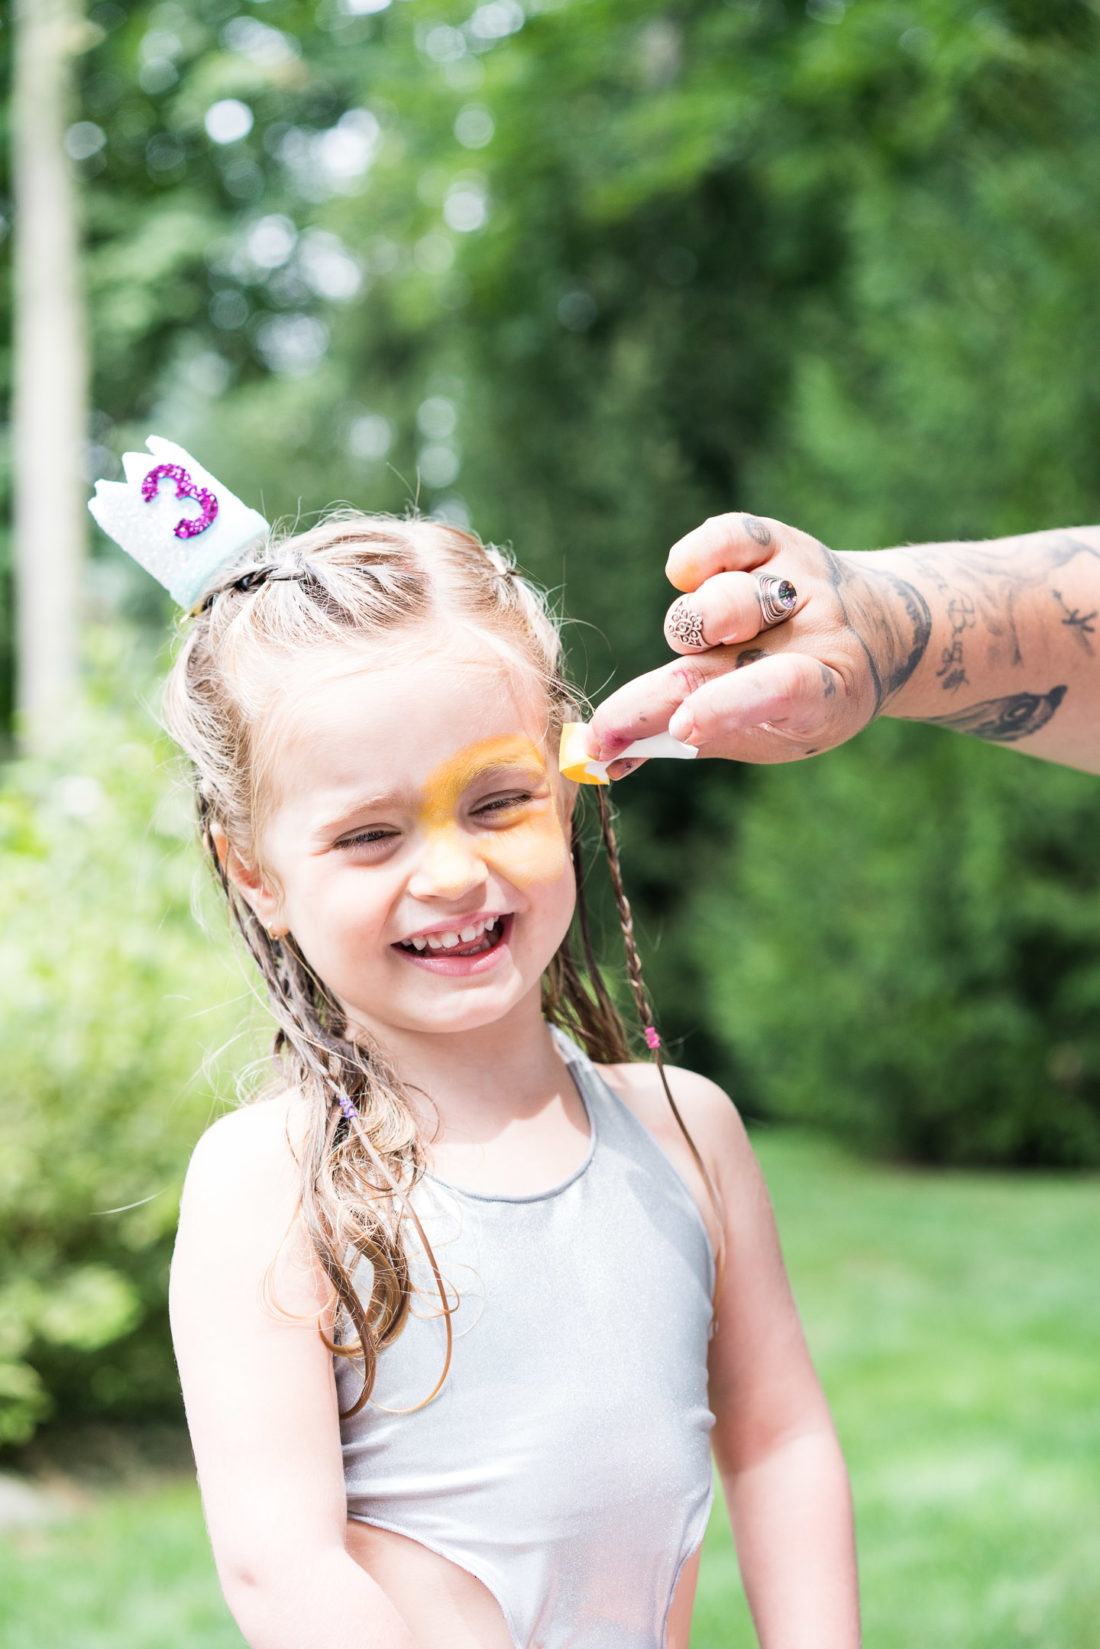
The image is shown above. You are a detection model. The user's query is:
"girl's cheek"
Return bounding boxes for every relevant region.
[480,814,570,888]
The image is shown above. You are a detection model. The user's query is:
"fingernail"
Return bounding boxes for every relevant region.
[665,597,708,652]
[668,707,695,741]
[608,758,641,780]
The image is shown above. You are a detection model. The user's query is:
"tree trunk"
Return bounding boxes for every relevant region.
[12,0,88,752]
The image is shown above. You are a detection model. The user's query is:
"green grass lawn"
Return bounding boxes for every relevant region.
[2,1130,1097,1648]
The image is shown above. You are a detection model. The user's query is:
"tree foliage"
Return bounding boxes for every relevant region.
[693,720,1100,1166]
[0,660,259,1445]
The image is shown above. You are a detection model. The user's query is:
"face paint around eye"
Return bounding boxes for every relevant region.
[419,734,570,890]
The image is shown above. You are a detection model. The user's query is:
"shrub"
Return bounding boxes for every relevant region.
[0,696,261,1448]
[692,720,1100,1166]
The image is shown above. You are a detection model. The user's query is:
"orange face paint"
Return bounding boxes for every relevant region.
[418,734,569,891]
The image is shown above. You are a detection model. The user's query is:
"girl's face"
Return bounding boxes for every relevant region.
[235,636,577,1044]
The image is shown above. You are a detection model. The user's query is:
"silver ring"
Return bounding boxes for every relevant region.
[756,575,797,629]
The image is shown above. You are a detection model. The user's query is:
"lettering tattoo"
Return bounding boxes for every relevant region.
[915,685,1068,743]
[1053,587,1096,653]
[936,593,976,692]
[735,647,769,669]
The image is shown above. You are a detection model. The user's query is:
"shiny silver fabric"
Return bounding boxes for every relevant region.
[336,1029,716,1649]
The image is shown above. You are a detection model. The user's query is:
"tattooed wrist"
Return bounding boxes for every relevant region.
[829,551,932,717]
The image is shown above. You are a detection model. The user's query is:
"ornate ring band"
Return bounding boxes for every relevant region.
[665,597,707,650]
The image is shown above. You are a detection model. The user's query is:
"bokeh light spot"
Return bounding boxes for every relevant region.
[204,100,254,145]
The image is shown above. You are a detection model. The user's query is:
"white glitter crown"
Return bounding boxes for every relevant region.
[88,436,269,611]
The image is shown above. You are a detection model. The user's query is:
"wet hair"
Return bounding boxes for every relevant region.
[164,511,722,1414]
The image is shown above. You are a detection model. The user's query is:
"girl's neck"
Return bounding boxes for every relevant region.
[365,998,567,1140]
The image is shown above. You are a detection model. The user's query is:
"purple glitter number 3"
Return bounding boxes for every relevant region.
[142,463,219,540]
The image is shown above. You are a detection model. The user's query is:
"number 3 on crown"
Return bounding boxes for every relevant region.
[142,463,219,540]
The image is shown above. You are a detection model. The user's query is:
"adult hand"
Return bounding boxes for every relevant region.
[590,513,931,771]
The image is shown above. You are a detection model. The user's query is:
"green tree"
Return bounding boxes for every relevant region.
[692,721,1100,1166]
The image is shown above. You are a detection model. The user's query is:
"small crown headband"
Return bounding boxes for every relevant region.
[88,436,270,611]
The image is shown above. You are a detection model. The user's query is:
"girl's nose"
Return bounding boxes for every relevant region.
[408,825,488,900]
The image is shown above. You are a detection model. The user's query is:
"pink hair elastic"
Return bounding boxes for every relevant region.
[644,1027,661,1052]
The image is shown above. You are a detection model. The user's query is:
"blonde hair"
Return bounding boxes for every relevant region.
[165,511,722,1412]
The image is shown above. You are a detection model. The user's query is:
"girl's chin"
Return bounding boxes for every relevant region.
[342,974,535,1041]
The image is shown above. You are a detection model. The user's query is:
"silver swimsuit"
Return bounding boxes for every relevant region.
[336,1028,716,1648]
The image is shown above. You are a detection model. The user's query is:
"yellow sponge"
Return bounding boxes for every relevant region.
[559,722,610,785]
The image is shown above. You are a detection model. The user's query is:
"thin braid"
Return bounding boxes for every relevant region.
[569,815,629,1053]
[540,812,631,1064]
[595,789,727,1300]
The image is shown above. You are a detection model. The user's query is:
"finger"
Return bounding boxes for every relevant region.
[664,572,800,653]
[605,756,647,781]
[667,652,843,758]
[589,653,738,757]
[666,512,781,592]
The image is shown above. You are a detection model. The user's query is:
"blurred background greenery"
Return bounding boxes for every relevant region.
[2,0,1099,1640]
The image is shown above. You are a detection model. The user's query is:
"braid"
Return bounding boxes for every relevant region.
[198,795,454,1417]
[540,814,631,1064]
[595,788,726,1299]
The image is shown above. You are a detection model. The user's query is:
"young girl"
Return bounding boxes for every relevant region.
[107,461,858,1647]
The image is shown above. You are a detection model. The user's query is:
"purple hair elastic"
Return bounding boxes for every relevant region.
[338,1093,358,1124]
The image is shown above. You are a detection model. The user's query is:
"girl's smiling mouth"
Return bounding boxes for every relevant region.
[394,913,513,973]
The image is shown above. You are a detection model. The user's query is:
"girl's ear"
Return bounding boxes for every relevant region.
[210,825,287,933]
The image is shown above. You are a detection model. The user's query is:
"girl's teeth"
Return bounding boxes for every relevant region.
[403,917,503,952]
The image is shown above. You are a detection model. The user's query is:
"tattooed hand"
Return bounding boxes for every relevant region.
[590,515,1100,775]
[590,514,932,769]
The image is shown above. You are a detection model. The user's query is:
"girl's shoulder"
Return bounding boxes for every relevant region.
[174,1089,331,1322]
[177,1092,314,1253]
[182,1088,313,1192]
[592,1058,754,1248]
[595,1058,748,1166]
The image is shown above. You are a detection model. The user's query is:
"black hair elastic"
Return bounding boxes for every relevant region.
[196,562,308,613]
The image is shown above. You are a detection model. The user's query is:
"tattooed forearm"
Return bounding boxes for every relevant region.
[913,686,1068,744]
[902,532,1100,677]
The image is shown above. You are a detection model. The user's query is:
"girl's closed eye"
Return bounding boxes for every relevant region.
[335,826,401,854]
[473,789,540,819]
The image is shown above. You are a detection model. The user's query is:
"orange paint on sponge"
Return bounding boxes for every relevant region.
[559,723,610,786]
[558,721,699,784]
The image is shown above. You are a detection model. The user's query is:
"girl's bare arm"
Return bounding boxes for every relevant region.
[669,1071,861,1649]
[589,519,1100,774]
[169,1101,419,1649]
